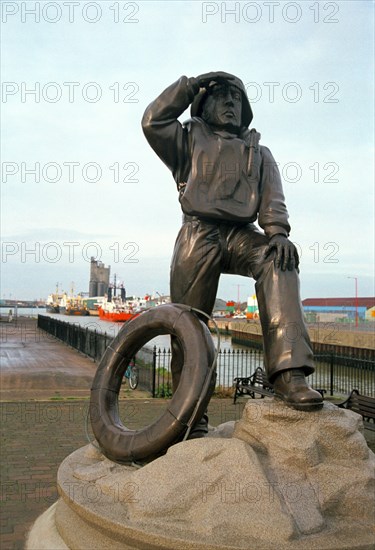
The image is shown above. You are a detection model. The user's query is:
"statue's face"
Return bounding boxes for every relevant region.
[201,84,242,130]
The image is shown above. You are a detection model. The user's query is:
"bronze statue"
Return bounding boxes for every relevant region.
[142,71,323,436]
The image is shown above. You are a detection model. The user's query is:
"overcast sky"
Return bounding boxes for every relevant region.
[1,0,374,302]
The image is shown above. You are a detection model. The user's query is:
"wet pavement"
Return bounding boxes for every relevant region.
[0,319,245,549]
[0,319,373,549]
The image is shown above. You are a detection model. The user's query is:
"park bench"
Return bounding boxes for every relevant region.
[233,367,274,404]
[338,389,375,431]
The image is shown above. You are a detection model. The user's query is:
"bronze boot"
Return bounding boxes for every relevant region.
[273,369,323,411]
[187,413,209,439]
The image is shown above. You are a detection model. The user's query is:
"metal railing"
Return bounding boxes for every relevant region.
[37,315,374,398]
[311,354,374,397]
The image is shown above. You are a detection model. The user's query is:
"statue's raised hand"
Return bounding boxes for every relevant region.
[196,71,236,90]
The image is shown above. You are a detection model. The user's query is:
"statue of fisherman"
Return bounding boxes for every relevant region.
[142,71,323,437]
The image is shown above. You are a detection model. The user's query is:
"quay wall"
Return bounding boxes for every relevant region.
[209,319,375,360]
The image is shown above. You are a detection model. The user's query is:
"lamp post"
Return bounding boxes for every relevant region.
[232,284,245,314]
[347,277,358,328]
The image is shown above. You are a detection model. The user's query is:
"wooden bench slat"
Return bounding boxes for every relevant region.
[356,395,375,406]
[338,389,375,431]
[356,407,375,418]
[233,367,274,403]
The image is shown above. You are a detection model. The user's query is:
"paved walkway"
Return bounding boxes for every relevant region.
[0,319,373,549]
[0,318,96,401]
[0,320,245,549]
[1,397,246,550]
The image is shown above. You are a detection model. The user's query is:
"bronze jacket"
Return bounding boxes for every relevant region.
[142,76,290,238]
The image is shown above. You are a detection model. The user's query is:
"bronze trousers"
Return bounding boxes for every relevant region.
[170,217,314,389]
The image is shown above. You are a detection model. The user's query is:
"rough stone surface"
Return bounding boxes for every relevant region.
[26,400,375,549]
[207,420,236,438]
[233,399,375,527]
[26,503,68,550]
[123,438,296,544]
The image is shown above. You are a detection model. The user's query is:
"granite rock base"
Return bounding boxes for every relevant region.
[26,400,375,549]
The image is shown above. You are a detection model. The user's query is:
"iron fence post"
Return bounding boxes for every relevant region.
[152,346,157,398]
[330,353,334,396]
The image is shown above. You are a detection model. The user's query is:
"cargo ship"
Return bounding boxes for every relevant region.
[82,296,106,316]
[97,297,139,322]
[45,284,64,313]
[59,293,90,316]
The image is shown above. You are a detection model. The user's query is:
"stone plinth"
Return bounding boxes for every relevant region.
[26,401,375,549]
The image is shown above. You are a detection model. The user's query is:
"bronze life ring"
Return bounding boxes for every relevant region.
[90,304,216,463]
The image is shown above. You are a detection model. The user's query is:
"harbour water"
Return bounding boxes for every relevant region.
[18,310,250,352]
[0,306,47,318]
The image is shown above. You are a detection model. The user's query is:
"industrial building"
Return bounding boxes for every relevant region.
[89,258,110,297]
[302,297,375,323]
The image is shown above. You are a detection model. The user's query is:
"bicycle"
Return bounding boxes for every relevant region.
[122,359,139,390]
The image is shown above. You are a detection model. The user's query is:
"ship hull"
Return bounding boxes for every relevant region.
[46,305,60,313]
[98,307,136,322]
[66,308,90,316]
